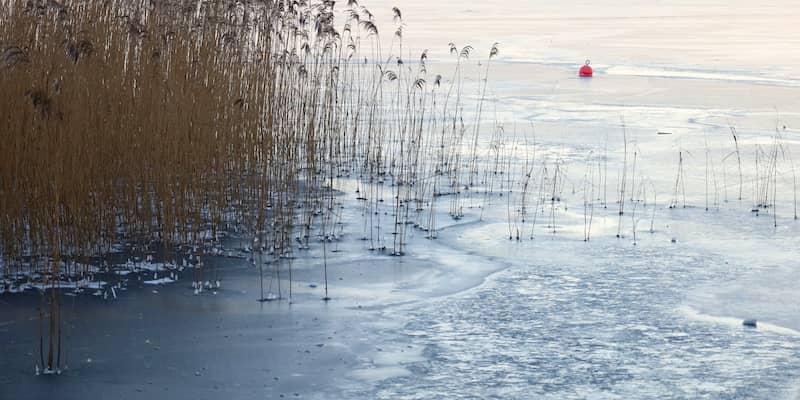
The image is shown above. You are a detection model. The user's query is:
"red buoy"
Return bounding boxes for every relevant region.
[579,59,593,77]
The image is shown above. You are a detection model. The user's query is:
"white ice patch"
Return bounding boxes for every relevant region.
[29,279,107,291]
[676,306,800,337]
[606,65,800,88]
[350,366,411,382]
[116,260,177,272]
[143,277,176,285]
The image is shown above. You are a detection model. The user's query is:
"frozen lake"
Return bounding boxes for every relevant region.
[335,0,800,397]
[338,207,800,399]
[362,0,800,85]
[2,0,800,398]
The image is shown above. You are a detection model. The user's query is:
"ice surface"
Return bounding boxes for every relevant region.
[340,221,800,399]
[3,1,800,398]
[143,277,176,285]
[324,1,800,397]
